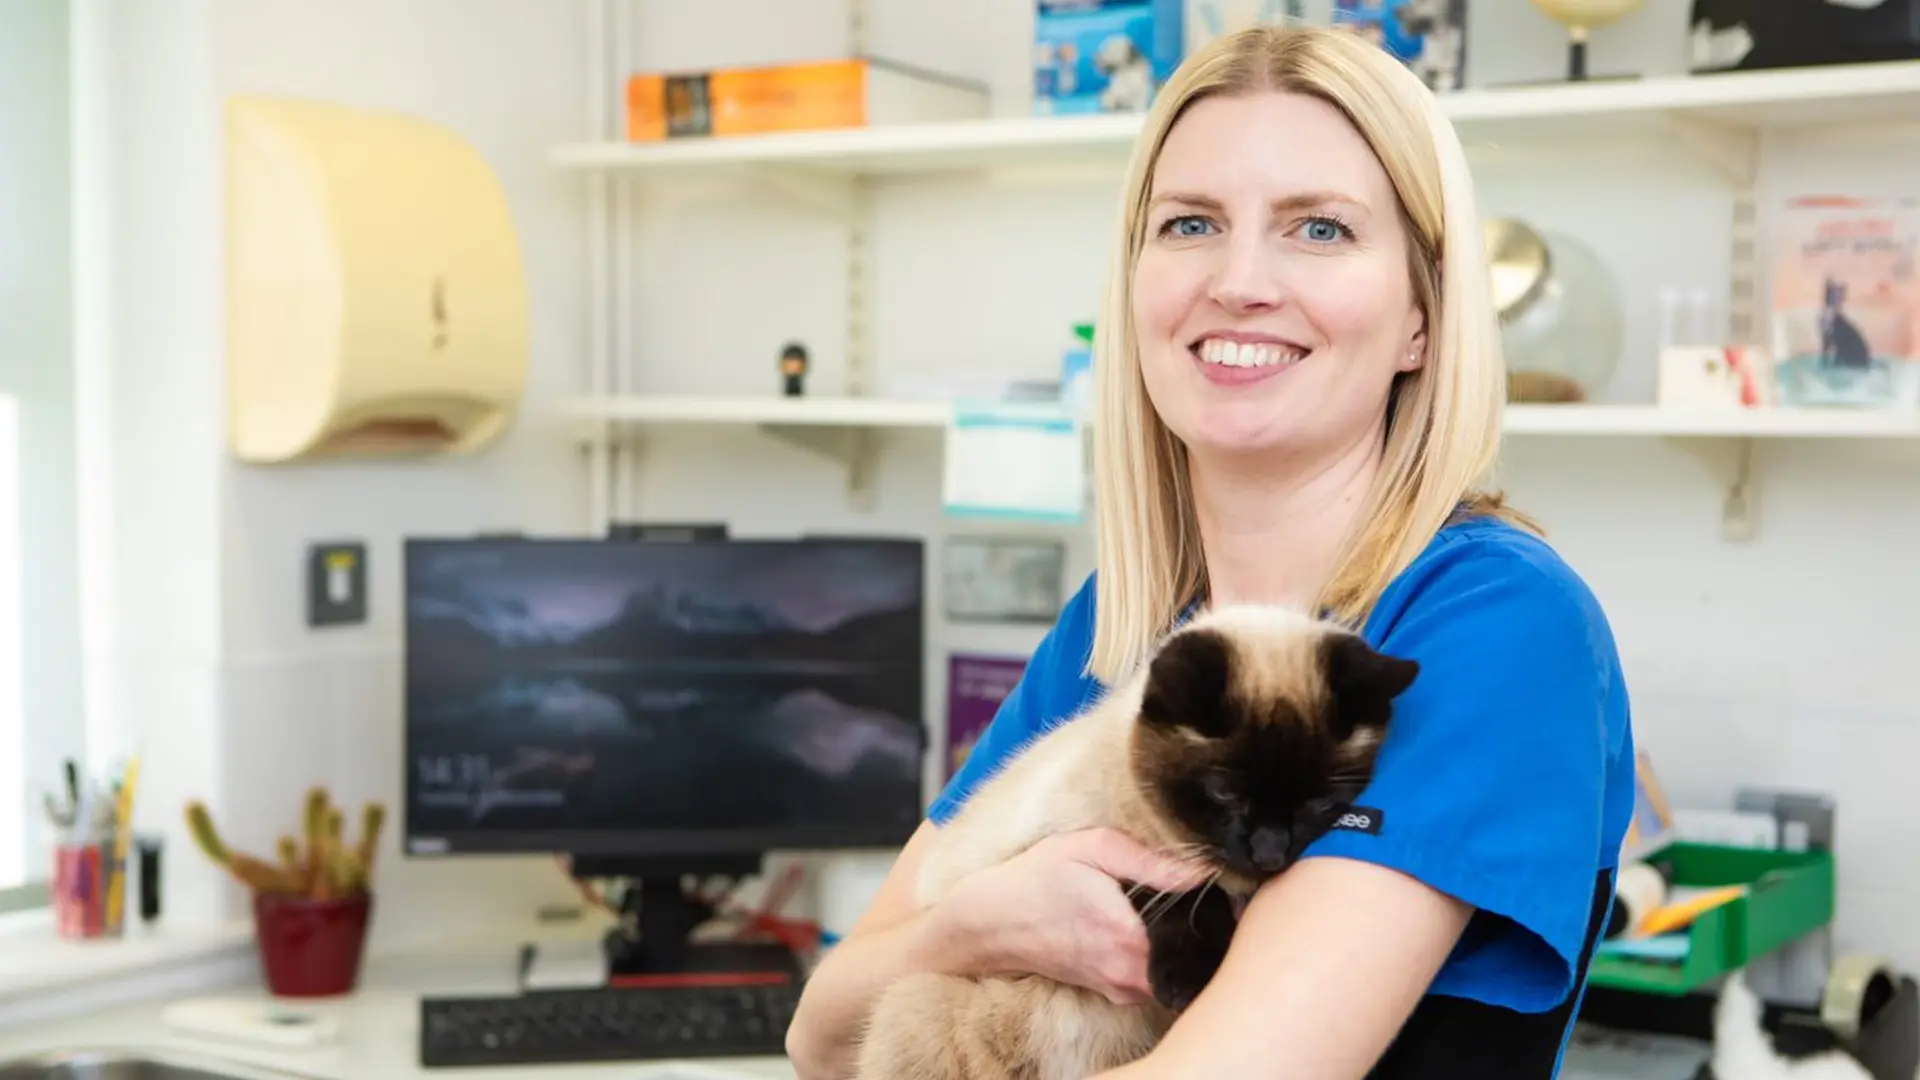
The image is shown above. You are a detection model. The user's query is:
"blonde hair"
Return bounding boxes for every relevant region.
[1087,24,1532,685]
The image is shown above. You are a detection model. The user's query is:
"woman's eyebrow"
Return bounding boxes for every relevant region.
[1147,189,1369,214]
[1147,191,1226,213]
[1273,189,1368,214]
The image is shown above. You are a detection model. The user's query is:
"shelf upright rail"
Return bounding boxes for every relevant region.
[611,0,639,524]
[843,0,877,511]
[1663,111,1764,541]
[583,0,616,536]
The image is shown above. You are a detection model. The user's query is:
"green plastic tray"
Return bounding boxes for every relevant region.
[1586,842,1836,996]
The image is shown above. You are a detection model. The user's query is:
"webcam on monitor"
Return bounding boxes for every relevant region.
[606,521,728,542]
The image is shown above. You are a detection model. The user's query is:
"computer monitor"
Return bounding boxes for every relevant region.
[402,533,927,855]
[400,535,927,973]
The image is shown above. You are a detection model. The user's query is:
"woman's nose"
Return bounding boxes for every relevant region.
[1207,234,1284,313]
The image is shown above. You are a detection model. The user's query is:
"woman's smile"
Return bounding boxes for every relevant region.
[1190,330,1311,386]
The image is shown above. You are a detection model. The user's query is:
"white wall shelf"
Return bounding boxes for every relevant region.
[566,394,1920,441]
[550,59,1920,180]
[1502,404,1920,439]
[565,395,1920,540]
[567,1,1920,537]
[565,393,950,428]
[1503,405,1920,540]
[563,394,951,508]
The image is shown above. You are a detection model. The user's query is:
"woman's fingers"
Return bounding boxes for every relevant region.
[1052,827,1211,893]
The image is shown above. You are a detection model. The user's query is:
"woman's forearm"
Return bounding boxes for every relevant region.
[786,909,978,1080]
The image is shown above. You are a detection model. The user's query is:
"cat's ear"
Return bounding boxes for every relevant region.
[1140,627,1235,739]
[1320,633,1419,741]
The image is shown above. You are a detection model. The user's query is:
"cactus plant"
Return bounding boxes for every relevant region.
[184,785,385,900]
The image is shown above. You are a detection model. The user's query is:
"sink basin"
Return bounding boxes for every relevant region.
[0,1049,318,1080]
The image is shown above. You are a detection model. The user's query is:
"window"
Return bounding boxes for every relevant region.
[0,399,22,897]
[0,0,81,911]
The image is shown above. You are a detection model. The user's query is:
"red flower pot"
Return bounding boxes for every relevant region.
[251,890,373,997]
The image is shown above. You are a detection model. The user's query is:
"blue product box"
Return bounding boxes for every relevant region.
[1331,0,1466,93]
[1033,0,1187,116]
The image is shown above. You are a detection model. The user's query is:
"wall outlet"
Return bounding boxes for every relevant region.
[306,541,367,627]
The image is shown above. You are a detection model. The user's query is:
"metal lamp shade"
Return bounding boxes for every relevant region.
[1528,0,1647,79]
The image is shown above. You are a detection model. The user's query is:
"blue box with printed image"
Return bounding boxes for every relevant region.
[1033,0,1187,116]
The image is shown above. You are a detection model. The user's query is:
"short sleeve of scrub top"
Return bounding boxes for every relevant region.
[1302,520,1634,1016]
[928,575,1104,827]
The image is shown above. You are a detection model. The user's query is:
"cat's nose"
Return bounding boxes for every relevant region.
[1248,826,1291,872]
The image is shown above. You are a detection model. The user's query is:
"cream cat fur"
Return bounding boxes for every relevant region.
[851,604,1420,1080]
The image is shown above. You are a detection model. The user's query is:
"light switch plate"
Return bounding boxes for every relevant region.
[306,541,367,627]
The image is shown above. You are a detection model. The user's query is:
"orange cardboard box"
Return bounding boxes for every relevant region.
[626,57,988,141]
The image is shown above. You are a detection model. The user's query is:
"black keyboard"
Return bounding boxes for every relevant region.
[418,981,802,1068]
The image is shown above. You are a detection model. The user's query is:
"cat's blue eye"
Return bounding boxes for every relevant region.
[1202,772,1233,802]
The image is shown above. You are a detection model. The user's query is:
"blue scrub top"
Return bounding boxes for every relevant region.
[928,515,1635,1078]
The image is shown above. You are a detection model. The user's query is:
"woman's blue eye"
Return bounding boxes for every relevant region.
[1303,218,1346,242]
[1163,215,1215,237]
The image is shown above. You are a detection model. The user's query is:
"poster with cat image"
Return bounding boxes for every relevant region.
[946,653,1028,780]
[1769,195,1920,408]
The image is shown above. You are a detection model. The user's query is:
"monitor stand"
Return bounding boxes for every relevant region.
[569,854,804,986]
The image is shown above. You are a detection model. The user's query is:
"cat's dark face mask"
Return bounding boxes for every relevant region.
[1176,722,1375,879]
[1131,622,1418,885]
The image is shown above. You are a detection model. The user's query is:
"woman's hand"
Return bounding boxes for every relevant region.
[931,827,1209,1006]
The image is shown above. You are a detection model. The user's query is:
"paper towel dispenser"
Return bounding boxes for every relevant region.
[224,95,529,464]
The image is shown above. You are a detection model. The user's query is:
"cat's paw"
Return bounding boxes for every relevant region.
[1140,887,1239,1012]
[1147,956,1208,1012]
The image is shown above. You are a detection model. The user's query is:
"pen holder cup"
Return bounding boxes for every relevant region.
[52,838,126,940]
[252,890,373,998]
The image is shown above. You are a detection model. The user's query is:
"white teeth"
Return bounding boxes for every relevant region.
[1196,338,1304,369]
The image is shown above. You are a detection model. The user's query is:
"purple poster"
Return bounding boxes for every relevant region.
[946,653,1028,780]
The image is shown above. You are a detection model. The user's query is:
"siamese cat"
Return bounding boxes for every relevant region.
[852,604,1421,1080]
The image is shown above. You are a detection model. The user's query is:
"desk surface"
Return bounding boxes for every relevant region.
[0,932,1718,1080]
[0,941,798,1080]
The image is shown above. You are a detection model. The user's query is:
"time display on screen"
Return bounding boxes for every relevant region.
[415,753,495,791]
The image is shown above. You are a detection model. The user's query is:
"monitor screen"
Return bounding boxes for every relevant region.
[401,536,928,858]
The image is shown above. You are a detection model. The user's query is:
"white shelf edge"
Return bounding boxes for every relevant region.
[550,112,1145,172]
[562,394,952,428]
[565,396,1920,440]
[1444,57,1920,122]
[548,60,1920,175]
[1502,404,1920,438]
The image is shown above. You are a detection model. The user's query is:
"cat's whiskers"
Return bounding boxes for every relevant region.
[1121,840,1220,925]
[1151,842,1210,861]
[1130,885,1187,927]
[1185,870,1226,935]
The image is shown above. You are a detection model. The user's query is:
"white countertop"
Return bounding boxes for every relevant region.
[0,912,1746,1080]
[0,935,799,1080]
[0,909,256,999]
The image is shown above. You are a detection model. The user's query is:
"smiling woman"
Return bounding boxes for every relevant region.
[785,24,1633,1080]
